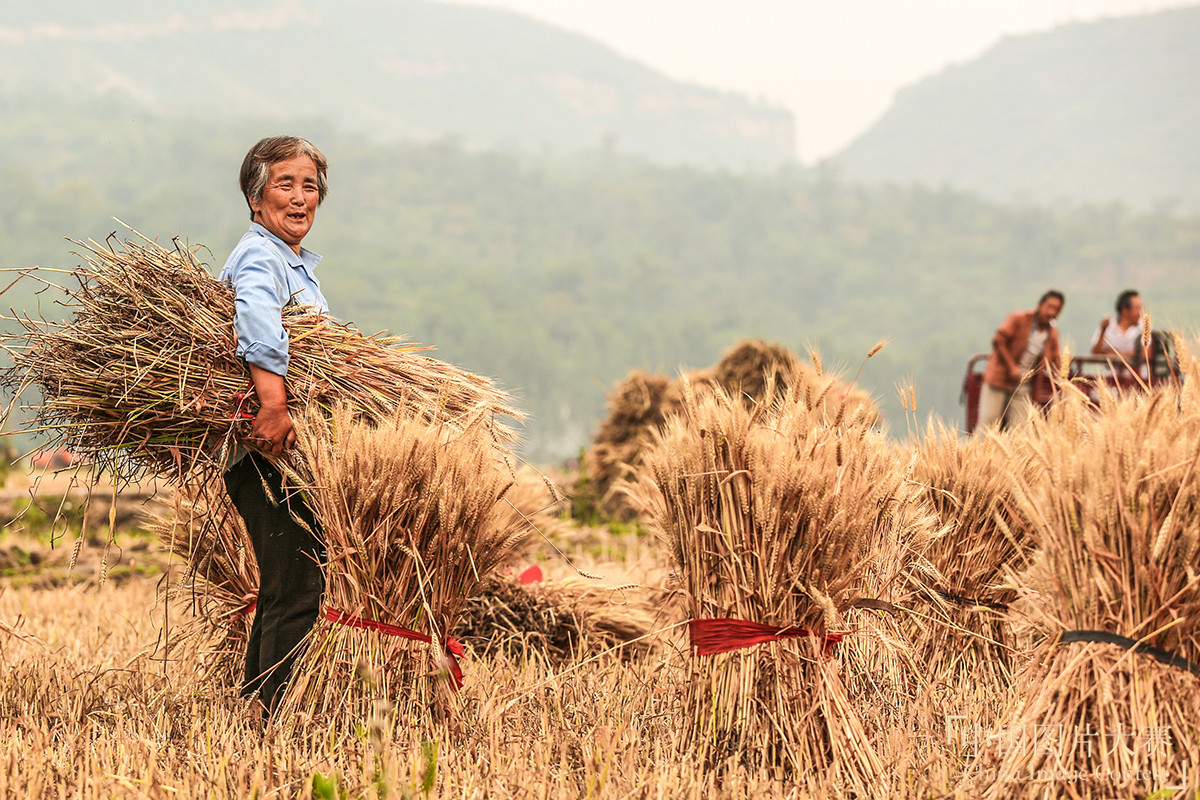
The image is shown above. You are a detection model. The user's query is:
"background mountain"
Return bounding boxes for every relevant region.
[0,0,794,169]
[832,5,1200,210]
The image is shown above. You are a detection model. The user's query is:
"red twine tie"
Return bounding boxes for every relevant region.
[231,380,257,422]
[323,608,465,689]
[688,618,844,656]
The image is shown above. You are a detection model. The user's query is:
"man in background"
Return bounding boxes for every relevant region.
[976,290,1064,433]
[1090,289,1148,374]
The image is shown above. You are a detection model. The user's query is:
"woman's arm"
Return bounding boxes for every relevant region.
[247,363,295,454]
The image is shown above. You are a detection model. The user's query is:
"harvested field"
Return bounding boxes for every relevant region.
[0,482,798,799]
[4,383,1200,799]
[3,332,1199,797]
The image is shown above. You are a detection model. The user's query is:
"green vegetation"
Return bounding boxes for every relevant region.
[3,99,1200,460]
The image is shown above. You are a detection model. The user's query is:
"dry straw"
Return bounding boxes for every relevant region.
[150,478,258,686]
[272,404,529,735]
[622,370,921,793]
[839,445,948,785]
[0,229,520,489]
[454,573,659,664]
[908,420,1041,693]
[152,464,561,689]
[962,344,1200,796]
[584,339,877,521]
[583,369,702,521]
[709,339,804,410]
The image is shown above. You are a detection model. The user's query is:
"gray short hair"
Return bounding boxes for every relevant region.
[239,136,329,218]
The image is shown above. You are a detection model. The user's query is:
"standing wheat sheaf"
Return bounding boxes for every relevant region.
[622,376,939,794]
[150,477,259,686]
[959,342,1200,798]
[582,339,878,522]
[269,404,529,736]
[906,421,1042,736]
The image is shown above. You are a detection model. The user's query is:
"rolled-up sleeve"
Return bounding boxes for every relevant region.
[225,242,291,376]
[993,313,1018,348]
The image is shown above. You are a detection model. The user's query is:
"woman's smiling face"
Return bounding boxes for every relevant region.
[250,155,321,254]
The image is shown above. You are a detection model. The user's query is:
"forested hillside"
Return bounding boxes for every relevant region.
[4,100,1200,460]
[0,0,792,169]
[834,5,1200,210]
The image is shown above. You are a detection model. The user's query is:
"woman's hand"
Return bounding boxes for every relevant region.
[250,404,295,454]
[247,364,295,454]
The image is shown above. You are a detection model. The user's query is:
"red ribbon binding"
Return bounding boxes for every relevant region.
[323,608,465,689]
[232,380,257,422]
[688,618,844,656]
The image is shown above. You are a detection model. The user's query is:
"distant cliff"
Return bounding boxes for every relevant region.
[0,0,794,168]
[832,5,1200,209]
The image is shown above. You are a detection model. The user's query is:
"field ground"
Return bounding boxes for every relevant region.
[0,462,1191,799]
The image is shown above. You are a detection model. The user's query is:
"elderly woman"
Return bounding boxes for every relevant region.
[219,136,330,716]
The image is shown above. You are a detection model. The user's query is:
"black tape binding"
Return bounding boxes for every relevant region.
[934,589,1009,612]
[846,597,899,615]
[1059,630,1199,677]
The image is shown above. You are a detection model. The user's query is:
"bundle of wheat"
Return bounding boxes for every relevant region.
[837,459,949,784]
[583,339,879,522]
[710,339,878,425]
[454,573,660,664]
[0,231,519,488]
[271,405,528,734]
[582,370,708,521]
[454,572,584,663]
[156,466,556,691]
[962,353,1200,797]
[907,421,1041,701]
[622,379,927,792]
[709,339,803,409]
[151,478,258,686]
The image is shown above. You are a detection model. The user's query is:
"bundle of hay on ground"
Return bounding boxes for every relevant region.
[0,231,519,489]
[583,339,878,521]
[272,405,528,734]
[907,421,1041,703]
[708,339,803,409]
[713,339,879,425]
[962,356,1200,797]
[454,573,660,664]
[621,380,922,793]
[151,478,258,686]
[581,370,706,521]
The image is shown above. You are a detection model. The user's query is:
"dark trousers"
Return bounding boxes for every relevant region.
[223,452,325,712]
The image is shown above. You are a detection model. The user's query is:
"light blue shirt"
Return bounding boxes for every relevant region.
[219,222,330,376]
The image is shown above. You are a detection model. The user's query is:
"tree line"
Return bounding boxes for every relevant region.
[3,99,1199,460]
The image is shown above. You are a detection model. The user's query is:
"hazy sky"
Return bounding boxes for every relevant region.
[458,0,1193,162]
